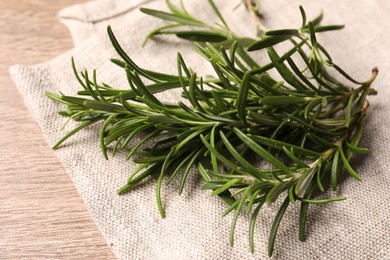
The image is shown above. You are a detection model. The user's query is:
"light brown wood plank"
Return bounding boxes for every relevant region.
[0,1,116,259]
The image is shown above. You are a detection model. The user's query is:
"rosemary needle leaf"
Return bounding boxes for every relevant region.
[266,180,293,205]
[283,147,309,168]
[250,135,321,157]
[268,196,290,257]
[259,96,309,105]
[211,179,240,196]
[299,6,307,30]
[298,182,316,242]
[339,146,362,181]
[207,0,229,28]
[176,31,227,42]
[331,150,341,191]
[300,197,346,204]
[53,119,101,149]
[220,131,264,180]
[249,198,266,253]
[247,35,292,51]
[142,24,183,46]
[237,71,251,122]
[100,113,118,160]
[345,91,356,127]
[178,148,203,194]
[346,141,369,154]
[233,128,291,173]
[316,167,325,192]
[139,8,203,26]
[230,191,247,246]
[265,29,300,36]
[306,24,345,33]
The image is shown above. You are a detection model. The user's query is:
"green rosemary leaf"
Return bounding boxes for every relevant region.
[304,24,345,33]
[286,57,319,93]
[288,184,296,203]
[331,150,341,190]
[209,124,220,174]
[346,141,369,154]
[165,0,184,15]
[282,147,309,168]
[207,0,229,28]
[237,71,251,122]
[126,130,159,160]
[304,98,322,119]
[339,145,362,181]
[246,189,262,214]
[176,31,227,42]
[299,6,306,30]
[83,100,130,114]
[309,10,324,27]
[200,134,249,176]
[107,121,148,147]
[211,179,240,196]
[250,135,321,157]
[188,73,206,113]
[83,70,100,100]
[140,8,204,26]
[259,96,310,105]
[92,70,107,102]
[174,127,205,153]
[268,195,290,257]
[233,128,291,173]
[118,162,162,194]
[236,46,260,68]
[308,22,318,47]
[167,150,197,184]
[332,63,364,84]
[265,29,300,36]
[53,118,102,149]
[100,113,118,160]
[345,91,356,127]
[300,197,346,204]
[266,179,293,204]
[220,131,266,180]
[249,197,266,253]
[157,148,175,218]
[143,24,183,46]
[111,58,179,82]
[314,117,348,127]
[295,167,316,196]
[298,180,317,241]
[267,47,306,91]
[247,35,292,51]
[71,57,87,90]
[295,46,341,94]
[223,199,240,217]
[316,167,324,192]
[307,132,336,148]
[178,148,204,194]
[230,190,248,246]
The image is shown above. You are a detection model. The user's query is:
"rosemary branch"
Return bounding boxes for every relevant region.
[46,0,377,256]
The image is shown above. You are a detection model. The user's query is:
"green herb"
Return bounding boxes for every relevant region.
[46,0,378,256]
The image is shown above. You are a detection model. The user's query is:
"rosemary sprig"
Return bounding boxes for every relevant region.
[46,0,378,256]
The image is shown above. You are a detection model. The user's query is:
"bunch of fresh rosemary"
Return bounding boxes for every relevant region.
[46,0,377,256]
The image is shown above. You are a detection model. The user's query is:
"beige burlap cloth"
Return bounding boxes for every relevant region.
[10,0,390,259]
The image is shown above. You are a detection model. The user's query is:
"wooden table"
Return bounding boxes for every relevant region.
[0,1,115,259]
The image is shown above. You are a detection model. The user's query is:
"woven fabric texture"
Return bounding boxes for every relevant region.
[10,0,390,259]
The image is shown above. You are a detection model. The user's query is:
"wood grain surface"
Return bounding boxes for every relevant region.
[0,1,115,259]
